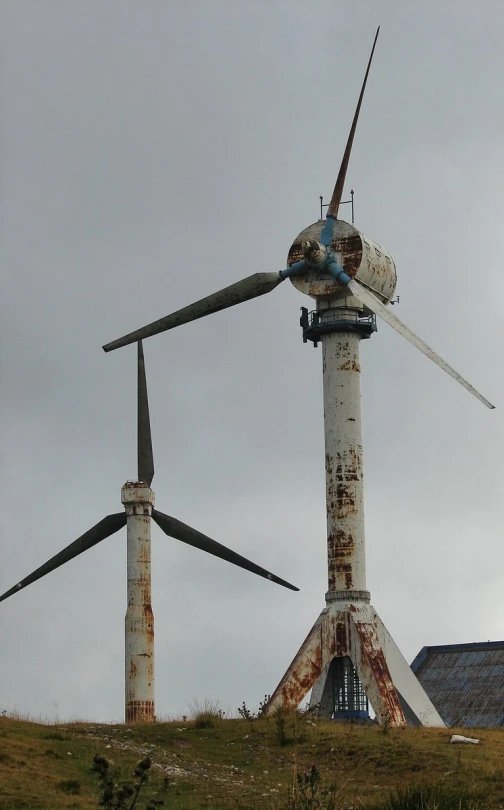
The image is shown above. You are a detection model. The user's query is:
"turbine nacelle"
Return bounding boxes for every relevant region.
[290,220,397,305]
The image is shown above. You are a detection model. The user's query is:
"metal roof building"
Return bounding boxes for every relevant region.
[411,641,504,728]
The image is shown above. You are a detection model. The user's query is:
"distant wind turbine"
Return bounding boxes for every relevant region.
[0,341,298,723]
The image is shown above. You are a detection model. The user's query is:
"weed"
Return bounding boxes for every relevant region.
[56,778,81,794]
[238,694,271,722]
[300,701,320,718]
[456,747,463,770]
[290,707,316,746]
[42,730,69,741]
[189,698,225,729]
[238,701,256,722]
[91,752,162,809]
[275,763,338,809]
[194,714,216,729]
[258,694,271,717]
[380,714,391,735]
[43,748,63,759]
[274,708,288,747]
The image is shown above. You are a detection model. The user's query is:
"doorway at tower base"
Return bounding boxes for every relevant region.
[310,656,370,721]
[265,602,445,728]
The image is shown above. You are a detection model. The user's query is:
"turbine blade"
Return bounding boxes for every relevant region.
[103,272,284,352]
[347,279,495,409]
[152,508,299,591]
[138,341,154,486]
[321,27,380,246]
[0,513,126,603]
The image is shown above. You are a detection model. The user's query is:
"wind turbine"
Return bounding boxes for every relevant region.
[0,341,298,724]
[102,29,494,726]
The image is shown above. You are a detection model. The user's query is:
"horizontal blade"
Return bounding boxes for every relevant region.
[0,513,126,603]
[103,272,284,352]
[347,279,495,409]
[152,508,299,591]
[325,26,380,225]
[138,340,154,486]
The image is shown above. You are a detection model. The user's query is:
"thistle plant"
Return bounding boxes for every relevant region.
[91,753,163,809]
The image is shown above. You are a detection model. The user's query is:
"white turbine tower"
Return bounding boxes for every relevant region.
[0,342,298,724]
[102,29,494,726]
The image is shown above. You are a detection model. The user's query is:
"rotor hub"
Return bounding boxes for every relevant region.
[301,240,328,265]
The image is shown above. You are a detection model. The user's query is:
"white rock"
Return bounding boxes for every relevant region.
[449,734,480,745]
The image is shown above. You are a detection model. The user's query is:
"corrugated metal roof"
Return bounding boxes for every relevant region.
[411,641,504,728]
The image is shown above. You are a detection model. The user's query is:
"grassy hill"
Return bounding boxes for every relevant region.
[0,709,503,809]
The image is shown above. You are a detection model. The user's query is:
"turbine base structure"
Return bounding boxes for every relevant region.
[266,600,445,727]
[265,321,445,728]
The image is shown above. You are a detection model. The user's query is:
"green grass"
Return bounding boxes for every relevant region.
[373,781,487,810]
[0,712,503,809]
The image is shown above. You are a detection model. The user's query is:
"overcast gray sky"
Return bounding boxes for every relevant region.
[1,0,503,723]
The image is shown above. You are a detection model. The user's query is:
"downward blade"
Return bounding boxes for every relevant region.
[347,279,495,409]
[152,508,299,591]
[103,272,284,352]
[321,26,380,246]
[138,341,154,486]
[0,513,126,603]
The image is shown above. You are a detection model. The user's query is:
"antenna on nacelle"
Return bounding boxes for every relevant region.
[320,190,354,223]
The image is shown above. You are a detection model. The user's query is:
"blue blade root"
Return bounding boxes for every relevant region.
[280,259,306,280]
[327,260,350,285]
[320,215,337,247]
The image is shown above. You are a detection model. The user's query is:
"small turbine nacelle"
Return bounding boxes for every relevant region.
[291,219,397,308]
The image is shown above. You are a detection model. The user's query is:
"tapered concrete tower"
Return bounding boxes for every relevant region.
[123,481,155,723]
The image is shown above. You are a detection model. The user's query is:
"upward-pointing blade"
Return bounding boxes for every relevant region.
[103,272,284,352]
[0,513,127,603]
[347,279,495,409]
[321,27,380,246]
[138,340,154,486]
[151,508,299,591]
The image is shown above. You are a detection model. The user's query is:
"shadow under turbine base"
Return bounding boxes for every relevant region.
[265,598,444,727]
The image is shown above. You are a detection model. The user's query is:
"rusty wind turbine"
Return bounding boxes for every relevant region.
[103,29,494,727]
[0,341,298,724]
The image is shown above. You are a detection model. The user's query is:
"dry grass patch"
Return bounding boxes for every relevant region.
[0,718,97,809]
[0,713,502,809]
